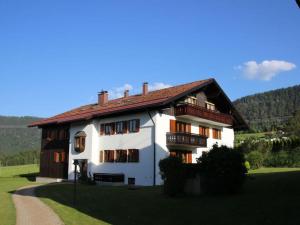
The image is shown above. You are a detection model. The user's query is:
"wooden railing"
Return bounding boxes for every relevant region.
[175,104,233,125]
[166,132,207,147]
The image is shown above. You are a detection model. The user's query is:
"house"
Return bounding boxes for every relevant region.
[30,78,248,186]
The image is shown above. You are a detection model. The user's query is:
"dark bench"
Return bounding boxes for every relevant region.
[93,173,125,183]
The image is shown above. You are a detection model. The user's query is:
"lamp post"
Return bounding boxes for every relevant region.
[73,159,79,206]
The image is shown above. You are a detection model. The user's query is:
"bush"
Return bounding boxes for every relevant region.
[244,161,251,171]
[197,145,247,194]
[246,151,264,169]
[159,157,185,196]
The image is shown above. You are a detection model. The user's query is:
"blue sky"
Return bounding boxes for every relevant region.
[0,1,299,117]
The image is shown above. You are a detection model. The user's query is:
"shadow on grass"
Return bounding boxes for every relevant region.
[15,172,39,181]
[11,170,300,225]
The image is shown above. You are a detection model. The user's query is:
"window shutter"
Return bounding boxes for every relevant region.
[111,150,115,162]
[136,119,140,132]
[187,123,191,133]
[100,124,105,135]
[187,152,192,163]
[61,152,65,162]
[170,151,176,157]
[111,123,115,135]
[54,152,60,163]
[99,150,103,162]
[170,119,176,133]
[123,121,128,133]
[134,149,139,162]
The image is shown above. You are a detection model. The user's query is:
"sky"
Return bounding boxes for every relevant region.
[0,0,299,117]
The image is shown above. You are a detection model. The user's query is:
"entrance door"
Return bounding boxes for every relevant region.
[79,159,88,178]
[170,150,192,163]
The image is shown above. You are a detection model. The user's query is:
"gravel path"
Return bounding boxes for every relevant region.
[12,185,64,225]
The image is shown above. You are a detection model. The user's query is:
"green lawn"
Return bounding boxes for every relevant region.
[35,167,300,225]
[0,164,39,225]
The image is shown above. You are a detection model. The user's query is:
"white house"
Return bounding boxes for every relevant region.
[30,78,247,186]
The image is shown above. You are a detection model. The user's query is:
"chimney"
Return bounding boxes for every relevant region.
[143,82,148,95]
[98,91,108,105]
[124,90,129,98]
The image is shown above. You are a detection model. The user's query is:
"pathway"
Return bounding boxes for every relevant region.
[12,185,64,225]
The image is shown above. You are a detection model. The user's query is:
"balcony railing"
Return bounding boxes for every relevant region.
[175,104,233,125]
[166,132,207,147]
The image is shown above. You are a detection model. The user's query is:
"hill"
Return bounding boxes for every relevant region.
[0,116,41,155]
[233,85,300,131]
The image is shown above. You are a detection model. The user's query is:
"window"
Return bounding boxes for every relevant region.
[104,123,115,135]
[128,119,140,133]
[100,119,139,135]
[58,128,68,140]
[212,128,221,139]
[176,121,191,133]
[104,150,115,162]
[205,101,215,111]
[184,96,197,105]
[116,121,127,134]
[128,149,139,162]
[74,131,86,153]
[53,151,66,163]
[170,150,192,163]
[199,126,209,137]
[115,150,127,162]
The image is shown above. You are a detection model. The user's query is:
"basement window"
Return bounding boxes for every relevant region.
[74,131,86,153]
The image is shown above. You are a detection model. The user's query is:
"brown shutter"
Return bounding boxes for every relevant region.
[111,123,115,135]
[170,119,176,133]
[99,150,103,162]
[54,152,59,163]
[123,121,128,133]
[61,152,65,162]
[135,149,139,162]
[187,123,191,133]
[187,152,192,163]
[100,124,105,135]
[170,151,176,157]
[136,119,140,132]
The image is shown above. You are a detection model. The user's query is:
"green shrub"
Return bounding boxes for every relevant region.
[197,145,247,195]
[159,156,185,196]
[246,151,264,169]
[244,161,251,171]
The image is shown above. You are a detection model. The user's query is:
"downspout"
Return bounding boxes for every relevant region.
[147,110,156,186]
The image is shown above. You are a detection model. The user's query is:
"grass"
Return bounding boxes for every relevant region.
[35,167,300,225]
[0,164,39,225]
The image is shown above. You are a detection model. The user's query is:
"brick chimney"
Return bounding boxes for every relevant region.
[98,91,108,105]
[143,82,148,95]
[124,90,129,98]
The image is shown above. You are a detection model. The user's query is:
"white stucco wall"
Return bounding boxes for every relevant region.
[67,110,234,186]
[68,112,157,186]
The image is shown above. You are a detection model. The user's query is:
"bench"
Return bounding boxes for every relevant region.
[93,173,125,183]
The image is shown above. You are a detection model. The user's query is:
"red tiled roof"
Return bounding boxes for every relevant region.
[29,79,214,127]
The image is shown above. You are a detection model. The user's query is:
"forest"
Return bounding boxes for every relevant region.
[233,84,300,132]
[0,116,41,166]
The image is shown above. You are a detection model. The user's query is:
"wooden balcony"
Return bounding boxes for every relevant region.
[175,104,233,125]
[166,132,207,148]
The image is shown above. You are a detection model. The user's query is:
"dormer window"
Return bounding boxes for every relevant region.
[205,101,215,111]
[74,131,86,153]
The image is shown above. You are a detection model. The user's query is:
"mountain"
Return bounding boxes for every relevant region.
[0,116,41,155]
[233,85,300,131]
